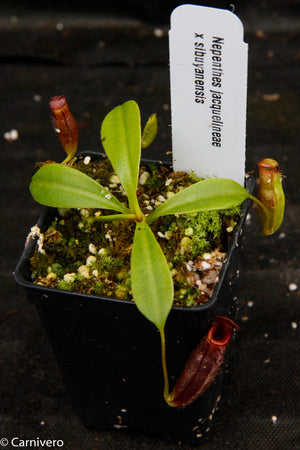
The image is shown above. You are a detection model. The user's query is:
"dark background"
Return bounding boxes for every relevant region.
[1,1,300,449]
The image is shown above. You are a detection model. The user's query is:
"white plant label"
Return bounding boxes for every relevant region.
[169,4,248,186]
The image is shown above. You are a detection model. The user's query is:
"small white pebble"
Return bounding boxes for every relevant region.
[86,255,96,267]
[80,208,89,217]
[164,230,173,240]
[288,283,298,292]
[46,272,57,281]
[186,261,194,272]
[139,171,150,185]
[215,262,223,270]
[88,243,97,255]
[291,322,298,330]
[166,191,175,199]
[40,420,45,426]
[247,300,254,308]
[184,227,194,237]
[271,415,278,424]
[83,156,91,165]
[110,174,120,184]
[245,213,252,225]
[78,265,90,279]
[278,232,286,239]
[264,333,269,338]
[157,231,165,239]
[157,195,166,203]
[200,261,211,271]
[64,273,77,283]
[98,248,107,256]
[92,269,99,277]
[165,178,173,186]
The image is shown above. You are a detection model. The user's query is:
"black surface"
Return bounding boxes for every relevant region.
[1,3,300,449]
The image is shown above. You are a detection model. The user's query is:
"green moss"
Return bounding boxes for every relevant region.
[57,280,74,291]
[94,281,104,295]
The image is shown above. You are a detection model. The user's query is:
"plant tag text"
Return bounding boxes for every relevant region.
[169,4,248,186]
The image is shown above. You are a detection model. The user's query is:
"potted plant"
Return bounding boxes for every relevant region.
[14,96,285,443]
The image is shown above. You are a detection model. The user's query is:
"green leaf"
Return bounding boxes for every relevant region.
[131,221,174,331]
[100,101,141,214]
[141,113,158,149]
[148,178,251,224]
[30,163,129,212]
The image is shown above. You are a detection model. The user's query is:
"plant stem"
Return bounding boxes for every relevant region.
[248,192,269,214]
[131,197,144,222]
[160,327,170,402]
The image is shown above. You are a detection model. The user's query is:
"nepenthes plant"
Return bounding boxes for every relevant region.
[29,97,285,406]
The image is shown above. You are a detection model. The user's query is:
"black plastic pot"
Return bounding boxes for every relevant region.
[14,155,254,443]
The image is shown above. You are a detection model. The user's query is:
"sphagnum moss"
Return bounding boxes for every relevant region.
[30,155,241,307]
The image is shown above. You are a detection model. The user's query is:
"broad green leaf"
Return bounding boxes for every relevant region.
[100,101,141,213]
[30,163,129,212]
[141,113,158,149]
[131,221,173,332]
[148,178,251,224]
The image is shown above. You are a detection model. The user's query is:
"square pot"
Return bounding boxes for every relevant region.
[14,155,254,443]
